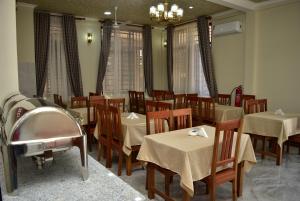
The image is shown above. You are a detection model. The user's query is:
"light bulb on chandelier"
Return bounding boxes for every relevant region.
[149,2,183,23]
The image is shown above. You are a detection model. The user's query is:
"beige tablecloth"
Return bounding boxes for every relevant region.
[243,112,300,146]
[70,107,90,126]
[137,125,256,196]
[215,104,244,122]
[94,113,153,156]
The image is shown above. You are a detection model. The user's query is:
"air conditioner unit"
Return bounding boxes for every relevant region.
[213,21,242,36]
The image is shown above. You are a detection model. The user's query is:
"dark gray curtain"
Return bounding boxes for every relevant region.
[34,11,50,97]
[96,20,113,93]
[62,15,83,96]
[142,25,154,95]
[197,16,218,98]
[166,25,174,92]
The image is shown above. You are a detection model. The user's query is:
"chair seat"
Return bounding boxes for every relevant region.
[215,168,236,185]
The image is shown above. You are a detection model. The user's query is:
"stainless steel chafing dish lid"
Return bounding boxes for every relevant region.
[3,98,83,145]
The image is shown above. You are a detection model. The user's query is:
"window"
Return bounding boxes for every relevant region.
[44,16,72,102]
[103,27,144,97]
[172,22,209,96]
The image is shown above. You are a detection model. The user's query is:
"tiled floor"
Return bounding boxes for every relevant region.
[90,146,300,201]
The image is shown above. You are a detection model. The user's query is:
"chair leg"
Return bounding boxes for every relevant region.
[232,179,237,201]
[253,138,257,150]
[262,137,266,159]
[97,143,102,161]
[126,154,132,176]
[210,183,216,201]
[286,141,290,153]
[164,174,171,196]
[106,144,112,168]
[118,151,123,176]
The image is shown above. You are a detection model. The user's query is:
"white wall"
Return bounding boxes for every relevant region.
[0,0,19,103]
[152,28,168,90]
[212,2,300,112]
[16,3,36,97]
[212,12,246,94]
[76,19,101,96]
[255,2,300,112]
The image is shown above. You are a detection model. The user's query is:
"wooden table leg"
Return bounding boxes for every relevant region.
[237,161,245,197]
[182,189,191,201]
[147,163,155,199]
[126,154,132,176]
[276,144,282,166]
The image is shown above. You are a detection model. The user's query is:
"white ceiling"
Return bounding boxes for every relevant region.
[17,0,295,25]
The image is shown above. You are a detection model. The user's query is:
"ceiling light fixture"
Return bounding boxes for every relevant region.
[189,6,194,9]
[149,1,183,24]
[104,11,111,16]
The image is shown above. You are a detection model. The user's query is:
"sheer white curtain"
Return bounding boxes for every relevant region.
[44,16,72,102]
[173,22,209,96]
[103,26,144,97]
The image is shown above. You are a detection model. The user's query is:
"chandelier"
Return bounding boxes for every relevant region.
[149,2,183,23]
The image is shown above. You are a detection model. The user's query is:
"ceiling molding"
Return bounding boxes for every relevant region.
[16,2,37,9]
[207,0,298,12]
[206,0,255,11]
[254,0,300,10]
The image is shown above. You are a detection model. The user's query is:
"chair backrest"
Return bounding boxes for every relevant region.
[146,110,172,134]
[145,100,157,112]
[128,91,137,112]
[172,108,192,130]
[53,94,64,107]
[107,106,123,142]
[218,94,231,105]
[174,94,186,109]
[152,90,164,101]
[71,96,88,108]
[186,93,198,97]
[247,99,267,114]
[108,98,125,112]
[186,96,200,119]
[199,97,215,123]
[211,119,242,177]
[157,101,172,111]
[164,91,174,100]
[88,96,106,124]
[242,94,255,113]
[136,91,145,112]
[96,104,109,139]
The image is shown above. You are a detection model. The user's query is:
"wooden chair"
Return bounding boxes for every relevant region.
[199,97,216,126]
[186,93,198,97]
[71,96,88,108]
[53,94,66,108]
[247,99,274,159]
[286,134,300,155]
[146,110,175,196]
[108,106,141,176]
[242,94,255,114]
[136,91,145,114]
[128,91,137,112]
[145,100,157,113]
[174,94,186,109]
[186,96,201,126]
[152,91,164,101]
[164,91,174,100]
[87,96,106,151]
[96,104,112,168]
[218,94,231,105]
[206,119,242,201]
[157,101,172,111]
[172,108,192,130]
[108,98,125,112]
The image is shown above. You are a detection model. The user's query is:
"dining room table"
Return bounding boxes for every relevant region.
[93,112,165,156]
[242,111,300,165]
[137,125,256,201]
[215,104,244,122]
